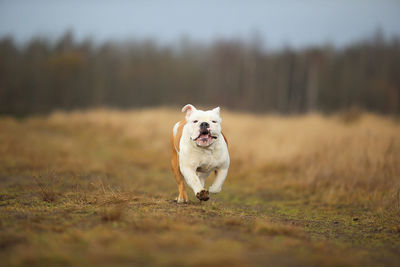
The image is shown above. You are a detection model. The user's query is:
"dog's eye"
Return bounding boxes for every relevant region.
[212,120,217,123]
[193,120,198,123]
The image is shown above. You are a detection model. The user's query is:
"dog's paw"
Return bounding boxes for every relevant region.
[174,196,188,204]
[196,190,210,201]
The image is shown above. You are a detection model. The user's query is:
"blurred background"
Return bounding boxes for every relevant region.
[0,0,399,116]
[1,2,400,265]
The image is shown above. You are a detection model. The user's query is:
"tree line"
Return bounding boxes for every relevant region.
[0,31,399,116]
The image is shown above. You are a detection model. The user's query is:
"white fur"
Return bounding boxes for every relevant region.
[173,121,180,139]
[176,105,230,195]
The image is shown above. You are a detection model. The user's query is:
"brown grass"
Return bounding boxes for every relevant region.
[254,219,305,238]
[41,108,400,211]
[100,206,124,222]
[0,108,399,266]
[33,170,60,202]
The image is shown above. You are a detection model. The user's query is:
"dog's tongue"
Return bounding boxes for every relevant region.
[199,134,209,141]
[199,133,210,141]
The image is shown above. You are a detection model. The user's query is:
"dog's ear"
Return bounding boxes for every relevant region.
[212,106,220,116]
[182,104,197,120]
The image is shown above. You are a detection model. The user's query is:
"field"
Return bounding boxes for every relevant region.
[1,108,400,266]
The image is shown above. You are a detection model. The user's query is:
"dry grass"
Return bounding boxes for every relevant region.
[43,107,400,210]
[33,170,60,202]
[0,107,399,266]
[254,218,305,238]
[100,206,125,222]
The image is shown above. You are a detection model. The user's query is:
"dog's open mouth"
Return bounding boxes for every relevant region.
[194,130,217,146]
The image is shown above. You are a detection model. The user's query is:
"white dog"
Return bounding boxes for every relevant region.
[170,104,230,202]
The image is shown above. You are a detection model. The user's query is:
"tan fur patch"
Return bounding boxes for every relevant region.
[170,119,188,202]
[172,120,186,152]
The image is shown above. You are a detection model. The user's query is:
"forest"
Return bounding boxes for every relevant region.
[0,31,399,116]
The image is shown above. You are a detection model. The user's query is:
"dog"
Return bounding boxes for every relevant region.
[170,104,230,202]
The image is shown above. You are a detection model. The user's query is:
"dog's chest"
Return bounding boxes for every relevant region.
[178,132,228,172]
[193,148,225,172]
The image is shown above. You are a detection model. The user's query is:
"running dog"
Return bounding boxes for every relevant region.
[170,104,230,202]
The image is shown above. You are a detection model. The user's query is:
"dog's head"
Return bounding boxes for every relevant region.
[182,104,222,147]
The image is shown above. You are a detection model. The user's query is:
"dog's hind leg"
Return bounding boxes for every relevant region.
[171,150,188,203]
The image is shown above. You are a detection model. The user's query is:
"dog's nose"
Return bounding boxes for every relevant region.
[200,122,209,129]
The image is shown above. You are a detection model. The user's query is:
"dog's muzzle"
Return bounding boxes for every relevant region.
[194,122,218,146]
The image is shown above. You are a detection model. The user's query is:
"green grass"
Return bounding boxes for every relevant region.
[0,109,399,266]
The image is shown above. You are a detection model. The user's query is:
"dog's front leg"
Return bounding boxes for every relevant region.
[209,167,228,193]
[180,167,209,201]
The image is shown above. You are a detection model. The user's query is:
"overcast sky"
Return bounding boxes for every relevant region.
[0,0,399,49]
